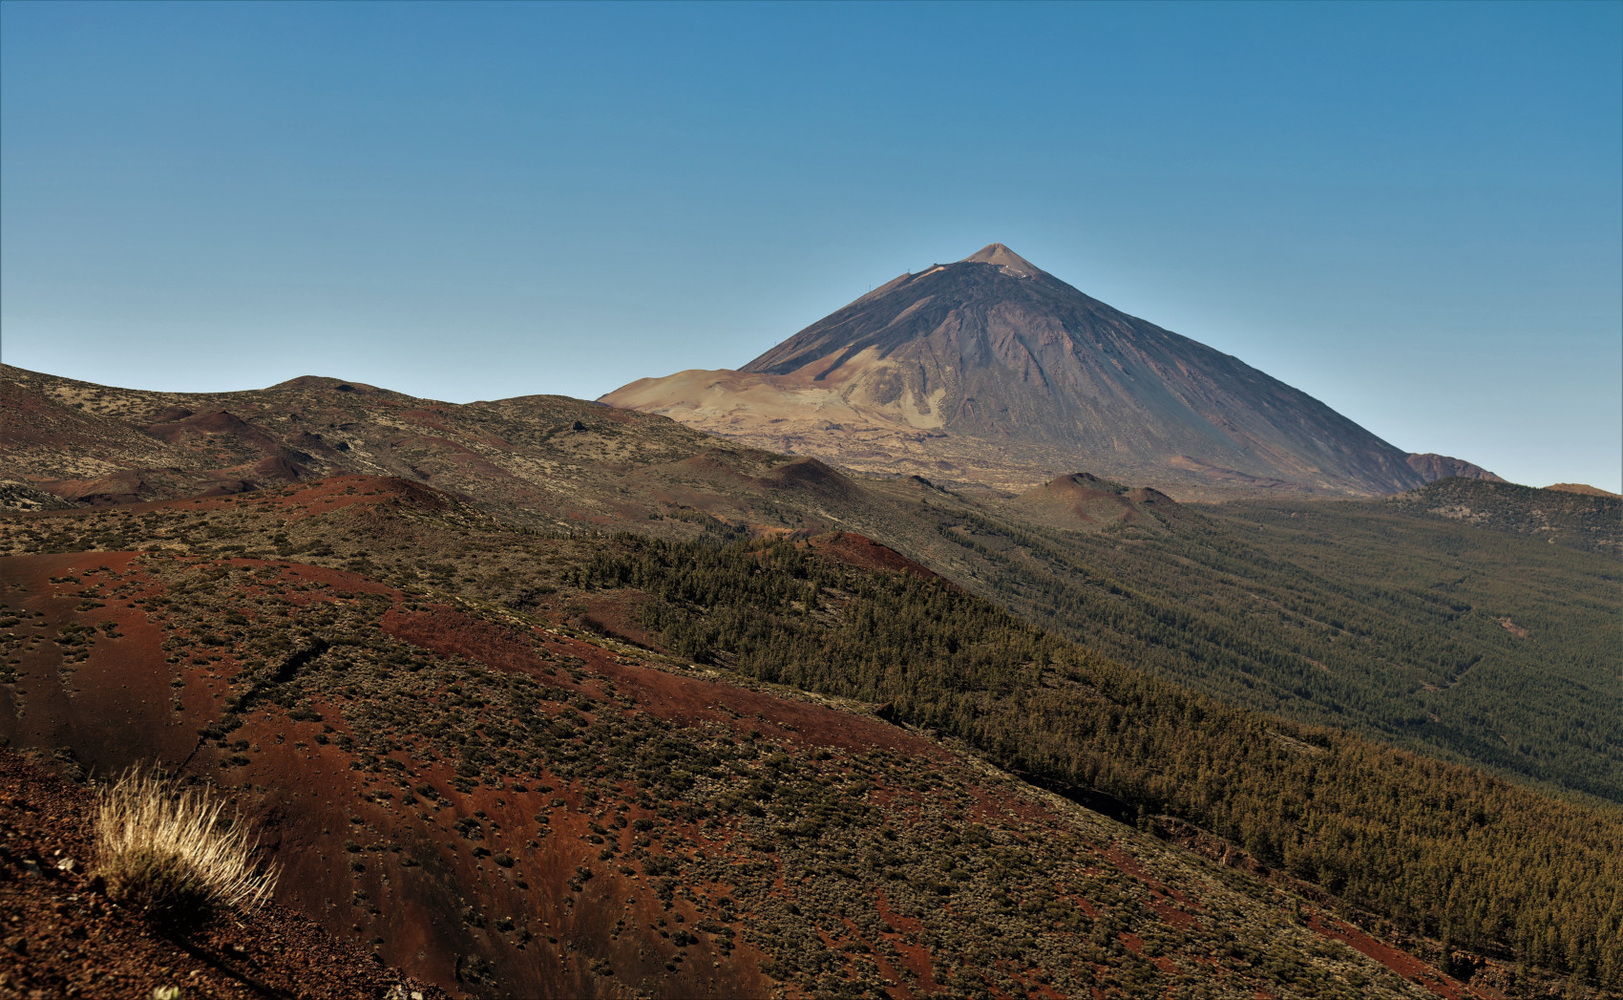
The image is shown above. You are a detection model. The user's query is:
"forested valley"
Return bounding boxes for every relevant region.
[920,486,1623,803]
[568,532,1623,986]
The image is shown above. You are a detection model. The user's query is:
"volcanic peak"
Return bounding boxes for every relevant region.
[961,242,1043,277]
[604,246,1498,498]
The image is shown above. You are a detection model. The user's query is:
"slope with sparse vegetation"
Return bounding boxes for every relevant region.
[4,363,1620,997]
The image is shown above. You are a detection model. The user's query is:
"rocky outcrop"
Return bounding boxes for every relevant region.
[1405,453,1504,484]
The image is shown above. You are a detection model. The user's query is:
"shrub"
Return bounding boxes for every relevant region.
[94,768,278,925]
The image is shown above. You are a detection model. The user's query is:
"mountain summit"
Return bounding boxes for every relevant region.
[960,242,1043,275]
[603,246,1493,496]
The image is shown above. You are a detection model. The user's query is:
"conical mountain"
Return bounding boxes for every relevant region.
[603,245,1490,496]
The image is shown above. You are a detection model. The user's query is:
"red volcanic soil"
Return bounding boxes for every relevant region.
[1149,897,1199,931]
[5,539,1149,997]
[0,549,406,780]
[383,604,569,679]
[32,470,156,505]
[1304,911,1496,1000]
[227,473,456,518]
[579,591,664,649]
[872,890,941,994]
[807,532,938,580]
[593,655,939,758]
[0,747,443,1000]
[0,552,200,773]
[385,602,942,759]
[0,545,817,1000]
[0,549,794,998]
[7,472,453,522]
[144,408,281,453]
[223,705,784,1000]
[249,453,309,481]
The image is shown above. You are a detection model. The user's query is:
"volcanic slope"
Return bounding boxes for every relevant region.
[0,478,1498,1000]
[602,244,1494,497]
[3,479,1620,996]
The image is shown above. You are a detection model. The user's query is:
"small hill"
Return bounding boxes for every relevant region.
[806,530,939,578]
[1389,477,1622,555]
[1545,482,1622,498]
[1406,453,1504,483]
[1003,472,1179,532]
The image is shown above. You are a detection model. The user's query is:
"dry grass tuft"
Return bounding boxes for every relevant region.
[94,768,278,925]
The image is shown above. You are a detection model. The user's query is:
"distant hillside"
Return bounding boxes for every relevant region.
[0,364,944,549]
[1389,477,1622,556]
[908,486,1623,804]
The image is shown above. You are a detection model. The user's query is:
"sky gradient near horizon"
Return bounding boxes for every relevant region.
[3,1,1620,491]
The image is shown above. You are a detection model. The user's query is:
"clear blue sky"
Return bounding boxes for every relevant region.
[3,1,1619,491]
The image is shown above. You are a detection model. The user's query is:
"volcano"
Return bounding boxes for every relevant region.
[603,244,1494,496]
